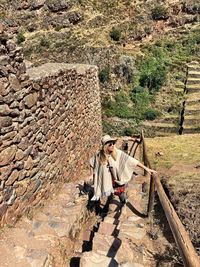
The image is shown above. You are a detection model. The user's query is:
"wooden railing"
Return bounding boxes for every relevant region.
[140,130,200,267]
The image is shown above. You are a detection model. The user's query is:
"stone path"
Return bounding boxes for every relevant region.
[0,182,89,267]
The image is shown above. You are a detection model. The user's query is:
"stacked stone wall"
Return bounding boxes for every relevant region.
[0,28,102,226]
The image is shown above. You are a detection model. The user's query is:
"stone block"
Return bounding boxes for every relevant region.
[0,55,9,65]
[0,145,17,166]
[98,222,116,236]
[119,221,146,241]
[9,74,21,92]
[0,104,11,115]
[80,251,118,267]
[93,233,121,258]
[5,169,19,186]
[24,92,38,108]
[0,116,12,128]
[24,156,34,170]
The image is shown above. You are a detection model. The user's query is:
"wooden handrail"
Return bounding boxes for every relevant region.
[140,130,200,267]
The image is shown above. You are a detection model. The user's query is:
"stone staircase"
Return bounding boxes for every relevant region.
[181,62,200,134]
[77,169,170,267]
[79,175,148,267]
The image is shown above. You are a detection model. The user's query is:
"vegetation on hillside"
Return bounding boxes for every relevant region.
[1,0,200,135]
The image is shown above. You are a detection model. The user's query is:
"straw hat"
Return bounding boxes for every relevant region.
[101,135,117,146]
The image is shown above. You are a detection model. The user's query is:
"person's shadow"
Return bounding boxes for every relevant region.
[77,182,101,214]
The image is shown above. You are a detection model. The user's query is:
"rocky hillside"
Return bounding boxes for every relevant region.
[1,0,200,135]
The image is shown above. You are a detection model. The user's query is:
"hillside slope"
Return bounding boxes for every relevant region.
[1,0,200,136]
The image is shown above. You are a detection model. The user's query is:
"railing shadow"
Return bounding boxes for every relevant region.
[126,201,147,218]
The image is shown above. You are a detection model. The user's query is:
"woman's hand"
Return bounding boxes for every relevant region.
[137,162,157,175]
[145,166,157,175]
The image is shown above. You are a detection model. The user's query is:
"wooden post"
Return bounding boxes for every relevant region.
[147,174,155,215]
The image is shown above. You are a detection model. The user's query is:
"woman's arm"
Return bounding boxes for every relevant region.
[137,161,157,175]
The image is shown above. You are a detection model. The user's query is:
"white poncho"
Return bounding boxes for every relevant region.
[89,148,139,201]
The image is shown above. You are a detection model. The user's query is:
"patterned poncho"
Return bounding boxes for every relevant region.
[89,148,139,201]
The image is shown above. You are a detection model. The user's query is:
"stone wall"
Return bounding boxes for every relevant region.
[0,28,102,226]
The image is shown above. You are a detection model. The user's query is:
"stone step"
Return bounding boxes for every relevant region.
[143,122,179,133]
[158,115,180,124]
[187,92,200,101]
[121,263,144,267]
[186,99,200,105]
[186,85,200,93]
[92,233,121,258]
[184,115,200,125]
[80,251,118,267]
[184,108,200,115]
[182,126,200,134]
[187,64,200,72]
[188,71,200,78]
[187,86,200,95]
[103,216,120,225]
[187,77,200,85]
[185,103,200,110]
[98,222,117,236]
[119,220,146,241]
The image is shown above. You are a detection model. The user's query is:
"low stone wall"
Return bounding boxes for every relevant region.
[0,29,102,226]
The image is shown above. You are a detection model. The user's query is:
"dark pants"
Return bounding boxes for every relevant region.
[118,191,127,204]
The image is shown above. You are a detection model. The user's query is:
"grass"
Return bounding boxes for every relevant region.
[146,134,200,170]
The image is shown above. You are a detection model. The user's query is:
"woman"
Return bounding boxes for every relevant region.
[89,134,157,204]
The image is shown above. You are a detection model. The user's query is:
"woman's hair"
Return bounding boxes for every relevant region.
[99,143,117,164]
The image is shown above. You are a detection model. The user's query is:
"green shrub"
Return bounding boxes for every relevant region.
[115,91,129,103]
[130,86,152,120]
[104,92,134,119]
[131,86,151,107]
[110,28,121,41]
[17,32,25,44]
[123,127,134,136]
[151,5,169,20]
[139,56,167,93]
[104,101,133,118]
[143,109,160,120]
[99,67,110,83]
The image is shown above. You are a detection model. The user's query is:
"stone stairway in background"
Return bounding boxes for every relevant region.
[181,62,200,134]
